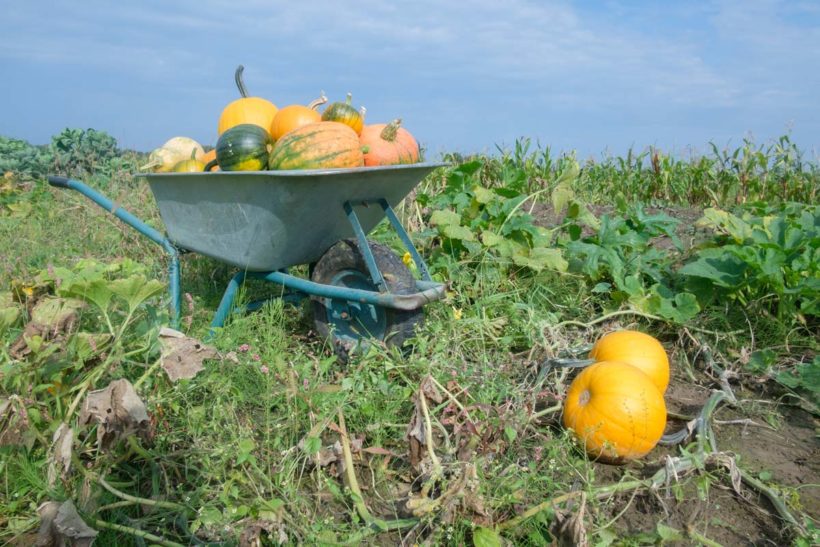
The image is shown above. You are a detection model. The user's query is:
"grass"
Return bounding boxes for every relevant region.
[0,132,818,545]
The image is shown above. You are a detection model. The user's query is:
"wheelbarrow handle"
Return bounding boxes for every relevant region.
[46,173,183,329]
[47,176,71,189]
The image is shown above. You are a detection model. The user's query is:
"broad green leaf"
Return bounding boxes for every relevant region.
[643,288,700,323]
[31,297,86,328]
[109,275,164,312]
[473,526,503,547]
[0,307,20,332]
[481,231,505,248]
[237,438,255,454]
[528,247,568,272]
[555,158,580,185]
[656,522,685,541]
[74,332,112,361]
[60,278,113,312]
[472,185,496,205]
[678,254,747,288]
[699,208,753,242]
[441,224,476,242]
[551,181,574,215]
[429,209,462,228]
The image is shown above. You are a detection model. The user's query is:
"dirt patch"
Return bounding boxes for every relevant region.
[528,201,708,251]
[593,370,818,543]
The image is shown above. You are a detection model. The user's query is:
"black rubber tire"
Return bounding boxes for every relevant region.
[311,239,423,359]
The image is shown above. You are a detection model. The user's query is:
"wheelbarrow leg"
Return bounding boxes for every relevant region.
[209,270,248,336]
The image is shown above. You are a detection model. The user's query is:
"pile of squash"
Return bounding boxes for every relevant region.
[562,330,670,463]
[140,66,421,174]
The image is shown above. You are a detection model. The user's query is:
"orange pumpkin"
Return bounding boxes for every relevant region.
[360,119,420,166]
[218,65,278,135]
[589,330,670,393]
[563,361,666,461]
[270,93,328,141]
[201,149,220,171]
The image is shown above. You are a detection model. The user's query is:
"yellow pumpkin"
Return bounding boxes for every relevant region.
[563,361,666,461]
[589,330,670,393]
[218,65,278,135]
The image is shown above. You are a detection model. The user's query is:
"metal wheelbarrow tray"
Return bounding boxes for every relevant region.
[47,162,447,354]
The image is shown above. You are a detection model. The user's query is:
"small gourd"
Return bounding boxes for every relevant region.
[140,137,205,172]
[321,93,365,135]
[171,149,207,172]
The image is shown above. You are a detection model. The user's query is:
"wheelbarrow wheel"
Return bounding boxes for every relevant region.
[311,239,423,359]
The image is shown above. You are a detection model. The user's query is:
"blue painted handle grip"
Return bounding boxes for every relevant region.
[48,176,71,188]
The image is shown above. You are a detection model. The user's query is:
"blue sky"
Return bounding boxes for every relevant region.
[1,0,818,159]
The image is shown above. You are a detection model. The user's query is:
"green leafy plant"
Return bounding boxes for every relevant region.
[50,128,120,177]
[0,136,54,180]
[418,159,568,274]
[679,203,819,322]
[558,203,700,323]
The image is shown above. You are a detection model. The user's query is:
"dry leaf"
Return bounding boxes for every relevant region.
[79,379,150,451]
[35,500,98,546]
[552,492,588,547]
[237,516,287,547]
[159,327,218,381]
[0,396,32,447]
[405,375,443,471]
[47,423,74,487]
[10,297,85,358]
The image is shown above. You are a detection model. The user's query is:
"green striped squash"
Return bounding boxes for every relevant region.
[215,124,272,171]
[268,121,364,170]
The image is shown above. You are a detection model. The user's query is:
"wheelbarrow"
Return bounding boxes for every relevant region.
[46,162,447,356]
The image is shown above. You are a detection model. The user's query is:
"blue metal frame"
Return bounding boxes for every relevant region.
[47,177,182,328]
[48,177,444,338]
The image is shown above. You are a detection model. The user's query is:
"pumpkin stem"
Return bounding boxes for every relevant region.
[380,119,402,142]
[345,92,353,105]
[204,159,218,172]
[235,65,249,98]
[139,160,160,170]
[189,148,198,160]
[359,106,367,122]
[308,93,328,111]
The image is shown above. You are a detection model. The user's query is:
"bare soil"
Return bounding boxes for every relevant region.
[591,368,818,545]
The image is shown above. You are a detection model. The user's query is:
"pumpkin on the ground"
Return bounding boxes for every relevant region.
[268,122,364,170]
[218,65,278,136]
[589,330,670,393]
[321,93,365,135]
[360,119,420,166]
[270,94,327,141]
[563,360,666,462]
[213,124,272,171]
